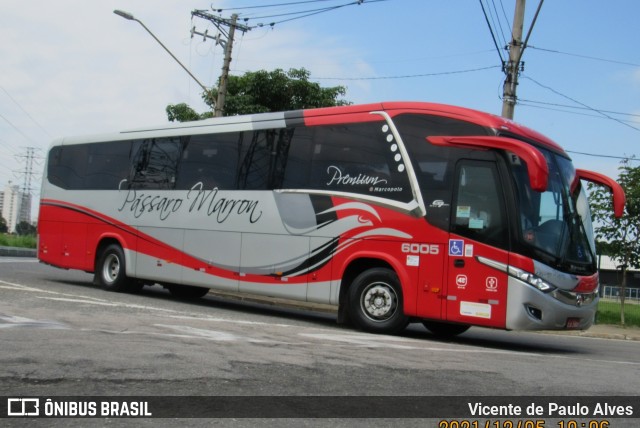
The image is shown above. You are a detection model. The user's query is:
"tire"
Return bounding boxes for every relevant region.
[96,244,132,292]
[422,320,470,338]
[168,284,210,299]
[348,268,408,334]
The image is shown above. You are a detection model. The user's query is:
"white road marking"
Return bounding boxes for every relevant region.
[3,277,640,365]
[0,314,68,329]
[154,324,276,343]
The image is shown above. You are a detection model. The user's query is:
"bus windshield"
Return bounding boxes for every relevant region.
[513,149,597,275]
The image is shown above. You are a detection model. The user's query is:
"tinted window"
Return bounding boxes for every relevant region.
[452,161,507,248]
[177,133,240,190]
[48,141,131,190]
[304,121,413,203]
[130,137,183,190]
[393,113,490,229]
[85,141,131,189]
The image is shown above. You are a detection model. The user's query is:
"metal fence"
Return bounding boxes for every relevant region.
[601,285,640,302]
[597,286,640,326]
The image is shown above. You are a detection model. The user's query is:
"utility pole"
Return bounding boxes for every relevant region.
[501,0,544,119]
[191,10,251,117]
[13,147,41,224]
[501,0,526,119]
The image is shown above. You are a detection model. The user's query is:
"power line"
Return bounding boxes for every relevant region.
[0,85,52,139]
[488,0,508,49]
[497,0,512,33]
[518,101,639,126]
[478,0,505,63]
[518,98,640,119]
[522,75,640,133]
[0,111,40,145]
[528,45,640,67]
[248,0,388,27]
[219,0,341,11]
[567,150,640,162]
[312,65,501,80]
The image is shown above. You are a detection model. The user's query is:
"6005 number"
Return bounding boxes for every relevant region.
[401,243,439,255]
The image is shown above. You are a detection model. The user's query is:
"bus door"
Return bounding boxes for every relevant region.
[445,160,509,329]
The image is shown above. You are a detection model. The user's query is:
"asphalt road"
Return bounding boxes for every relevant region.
[1,257,639,426]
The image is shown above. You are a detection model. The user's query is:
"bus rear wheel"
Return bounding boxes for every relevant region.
[96,244,132,292]
[422,320,470,338]
[348,268,408,334]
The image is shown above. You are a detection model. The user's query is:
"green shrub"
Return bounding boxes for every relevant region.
[0,234,37,249]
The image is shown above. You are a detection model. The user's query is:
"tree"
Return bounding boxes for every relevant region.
[588,159,640,325]
[0,217,7,234]
[166,103,212,122]
[15,221,36,236]
[166,68,349,122]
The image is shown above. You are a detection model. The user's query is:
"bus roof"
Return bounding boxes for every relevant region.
[58,101,567,155]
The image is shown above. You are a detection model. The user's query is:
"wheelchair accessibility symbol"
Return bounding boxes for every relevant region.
[448,239,464,256]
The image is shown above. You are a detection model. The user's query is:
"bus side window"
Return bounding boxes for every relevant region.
[130,138,182,190]
[306,122,412,203]
[176,133,240,190]
[280,127,313,189]
[85,141,131,190]
[48,145,88,189]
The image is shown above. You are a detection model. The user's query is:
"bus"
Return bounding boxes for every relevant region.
[38,101,625,336]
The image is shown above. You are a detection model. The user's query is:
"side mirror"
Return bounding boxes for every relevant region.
[575,169,626,218]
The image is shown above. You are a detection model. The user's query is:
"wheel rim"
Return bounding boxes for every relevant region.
[360,281,398,322]
[102,253,120,284]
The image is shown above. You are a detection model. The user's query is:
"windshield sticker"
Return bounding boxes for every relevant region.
[469,218,484,229]
[456,206,471,218]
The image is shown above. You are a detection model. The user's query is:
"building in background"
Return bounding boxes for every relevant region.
[598,255,640,302]
[0,182,32,233]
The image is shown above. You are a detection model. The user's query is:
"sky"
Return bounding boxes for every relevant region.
[1,0,639,220]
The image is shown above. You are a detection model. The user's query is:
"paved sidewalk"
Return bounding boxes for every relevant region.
[544,323,640,341]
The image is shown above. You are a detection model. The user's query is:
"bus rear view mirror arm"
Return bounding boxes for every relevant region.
[427,135,549,192]
[575,169,626,218]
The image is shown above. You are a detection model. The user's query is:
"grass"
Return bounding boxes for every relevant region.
[596,299,640,327]
[0,234,37,249]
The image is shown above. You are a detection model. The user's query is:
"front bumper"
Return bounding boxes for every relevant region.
[505,276,597,331]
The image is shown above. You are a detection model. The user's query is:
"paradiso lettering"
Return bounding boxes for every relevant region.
[118,182,263,223]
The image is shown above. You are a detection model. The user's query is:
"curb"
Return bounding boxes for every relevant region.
[0,246,37,257]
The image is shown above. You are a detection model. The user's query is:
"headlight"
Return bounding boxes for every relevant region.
[507,266,555,292]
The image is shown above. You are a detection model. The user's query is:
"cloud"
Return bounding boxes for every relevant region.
[0,0,378,206]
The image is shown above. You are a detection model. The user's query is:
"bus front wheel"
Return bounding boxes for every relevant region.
[96,244,132,292]
[348,268,408,334]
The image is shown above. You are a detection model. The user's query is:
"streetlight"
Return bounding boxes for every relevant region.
[113,10,213,109]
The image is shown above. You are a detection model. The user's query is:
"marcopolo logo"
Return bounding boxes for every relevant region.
[7,398,40,416]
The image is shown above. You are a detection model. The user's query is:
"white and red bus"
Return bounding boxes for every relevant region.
[38,101,625,336]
